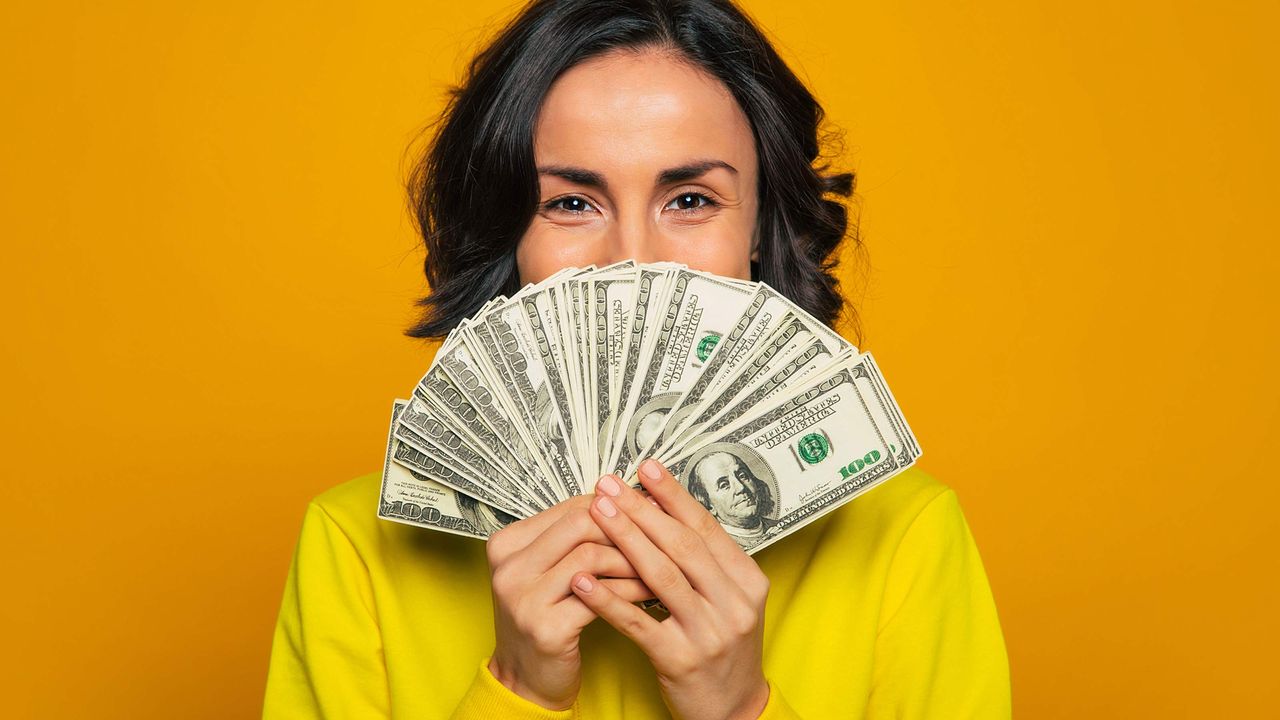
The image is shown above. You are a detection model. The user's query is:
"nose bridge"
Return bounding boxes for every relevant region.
[609,201,656,264]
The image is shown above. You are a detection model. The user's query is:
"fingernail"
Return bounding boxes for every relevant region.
[646,496,660,507]
[574,575,594,593]
[597,474,621,497]
[641,458,664,482]
[596,495,618,518]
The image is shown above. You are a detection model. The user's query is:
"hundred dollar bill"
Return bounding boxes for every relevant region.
[521,283,591,481]
[392,416,533,519]
[633,285,785,453]
[640,284,854,457]
[640,311,814,461]
[857,351,922,465]
[607,268,756,478]
[389,418,511,509]
[409,380,553,511]
[649,315,850,461]
[554,267,602,474]
[380,400,519,537]
[599,265,671,474]
[663,353,921,554]
[398,394,540,516]
[435,339,562,505]
[569,278,594,460]
[483,299,583,496]
[467,310,578,498]
[589,267,638,464]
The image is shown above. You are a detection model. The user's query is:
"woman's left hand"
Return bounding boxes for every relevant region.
[571,459,772,720]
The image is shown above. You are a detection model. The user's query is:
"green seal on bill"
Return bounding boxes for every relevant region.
[696,333,721,362]
[797,432,829,464]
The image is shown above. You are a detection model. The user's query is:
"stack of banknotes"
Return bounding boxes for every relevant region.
[378,261,922,554]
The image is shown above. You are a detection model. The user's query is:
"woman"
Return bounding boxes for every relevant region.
[264,1,1010,718]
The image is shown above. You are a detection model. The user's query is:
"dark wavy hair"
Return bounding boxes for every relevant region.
[403,0,861,341]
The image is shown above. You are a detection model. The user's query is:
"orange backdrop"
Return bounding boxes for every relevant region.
[3,1,1276,717]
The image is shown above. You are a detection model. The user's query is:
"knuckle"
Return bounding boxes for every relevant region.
[488,519,531,561]
[694,511,722,538]
[754,573,771,601]
[651,563,684,592]
[570,542,598,567]
[529,625,562,657]
[490,565,515,597]
[512,607,538,639]
[558,504,586,538]
[620,613,648,641]
[670,528,702,559]
[565,508,591,535]
[705,637,730,662]
[728,604,758,636]
[485,532,508,564]
[667,649,699,676]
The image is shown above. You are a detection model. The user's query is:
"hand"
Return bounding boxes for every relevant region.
[571,460,772,720]
[486,494,653,710]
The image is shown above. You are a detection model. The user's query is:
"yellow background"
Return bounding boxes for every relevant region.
[2,1,1276,716]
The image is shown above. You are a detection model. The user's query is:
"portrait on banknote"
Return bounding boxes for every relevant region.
[682,442,780,545]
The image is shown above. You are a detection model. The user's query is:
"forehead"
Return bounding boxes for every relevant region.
[533,49,755,176]
[695,451,742,480]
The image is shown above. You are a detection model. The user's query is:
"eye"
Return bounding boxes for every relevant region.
[665,191,719,214]
[718,478,731,490]
[543,195,598,215]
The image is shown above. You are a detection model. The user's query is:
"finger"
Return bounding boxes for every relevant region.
[597,470,740,605]
[531,542,641,605]
[637,458,762,581]
[570,573,663,654]
[491,494,595,550]
[507,501,615,575]
[598,578,657,603]
[549,593,602,633]
[547,580,662,630]
[590,475,704,619]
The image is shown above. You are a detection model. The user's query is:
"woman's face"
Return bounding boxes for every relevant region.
[516,48,760,284]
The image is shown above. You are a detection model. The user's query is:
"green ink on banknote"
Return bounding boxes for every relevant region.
[696,333,721,362]
[838,449,883,479]
[797,432,830,464]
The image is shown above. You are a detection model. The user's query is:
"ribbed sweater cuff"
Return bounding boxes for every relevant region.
[449,657,577,720]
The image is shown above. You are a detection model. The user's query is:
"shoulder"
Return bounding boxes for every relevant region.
[850,465,954,523]
[755,465,958,579]
[302,470,384,546]
[312,469,383,514]
[297,470,487,576]
[823,465,958,549]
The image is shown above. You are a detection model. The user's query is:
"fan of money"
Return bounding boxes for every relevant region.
[378,260,922,554]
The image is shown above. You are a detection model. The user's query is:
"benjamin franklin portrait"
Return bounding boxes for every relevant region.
[682,442,781,545]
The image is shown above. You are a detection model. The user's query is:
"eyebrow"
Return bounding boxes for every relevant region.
[536,159,738,192]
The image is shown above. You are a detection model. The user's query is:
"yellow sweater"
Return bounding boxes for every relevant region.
[263,466,1010,718]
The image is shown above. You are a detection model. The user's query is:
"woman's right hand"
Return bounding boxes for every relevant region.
[485,492,652,710]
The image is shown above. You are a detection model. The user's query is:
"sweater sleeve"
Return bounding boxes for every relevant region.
[865,489,1011,719]
[263,503,390,718]
[449,658,577,720]
[263,502,580,720]
[755,679,804,719]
